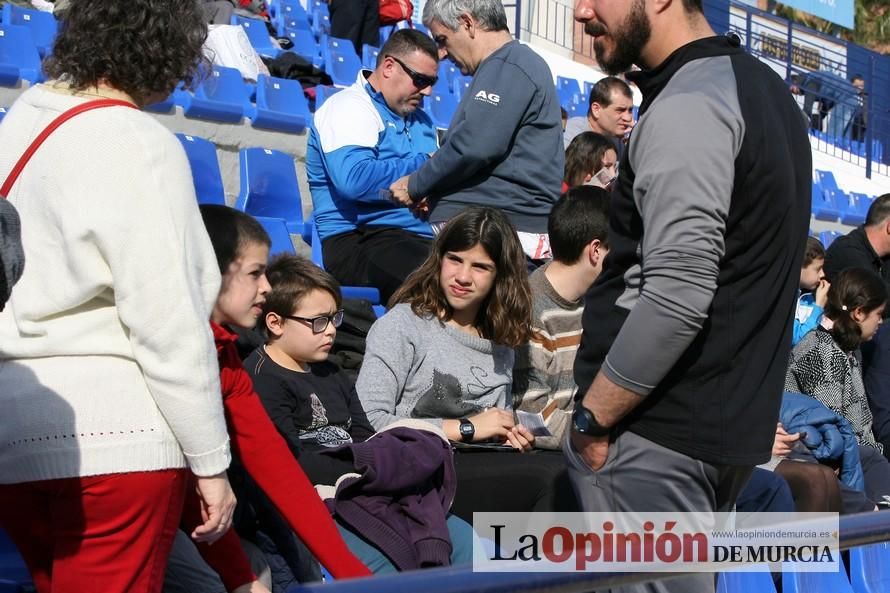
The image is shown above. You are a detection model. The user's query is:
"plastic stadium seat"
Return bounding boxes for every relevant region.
[567,102,585,118]
[311,4,330,37]
[438,62,459,87]
[873,140,884,163]
[286,28,322,66]
[308,215,381,305]
[0,24,41,86]
[583,80,597,102]
[849,192,873,224]
[324,35,355,56]
[179,66,251,123]
[820,231,842,248]
[236,147,304,234]
[0,107,6,122]
[1,4,56,58]
[850,541,890,593]
[232,15,280,58]
[325,48,362,86]
[556,76,581,108]
[250,74,310,133]
[815,169,839,192]
[0,529,31,592]
[429,91,457,129]
[717,566,777,593]
[313,84,341,110]
[254,216,296,256]
[811,184,840,222]
[176,134,227,206]
[453,76,471,100]
[362,44,380,70]
[783,556,854,593]
[831,189,866,227]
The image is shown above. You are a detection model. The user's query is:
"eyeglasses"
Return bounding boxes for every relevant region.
[284,310,345,334]
[387,54,438,90]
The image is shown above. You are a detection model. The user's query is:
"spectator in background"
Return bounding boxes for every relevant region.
[825,193,890,456]
[389,0,563,263]
[513,187,610,450]
[328,0,379,56]
[850,74,867,143]
[794,236,830,346]
[0,2,237,592]
[568,0,811,589]
[307,29,439,303]
[563,76,634,153]
[562,131,618,191]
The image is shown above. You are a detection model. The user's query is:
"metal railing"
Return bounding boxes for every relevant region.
[289,511,890,593]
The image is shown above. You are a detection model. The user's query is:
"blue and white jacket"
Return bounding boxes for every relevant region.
[306,71,438,241]
[793,291,823,347]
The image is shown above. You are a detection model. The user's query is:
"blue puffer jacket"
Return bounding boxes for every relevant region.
[780,391,865,490]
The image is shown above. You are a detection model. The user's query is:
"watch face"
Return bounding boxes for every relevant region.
[460,423,473,436]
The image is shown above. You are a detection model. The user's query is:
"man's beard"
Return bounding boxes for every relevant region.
[590,0,651,75]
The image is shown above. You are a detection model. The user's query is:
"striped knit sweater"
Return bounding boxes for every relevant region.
[513,264,583,449]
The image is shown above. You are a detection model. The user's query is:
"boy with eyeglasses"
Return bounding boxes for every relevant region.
[245,255,375,485]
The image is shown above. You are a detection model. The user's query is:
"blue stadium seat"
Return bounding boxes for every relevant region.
[362,44,380,70]
[815,169,839,192]
[1,4,56,58]
[0,24,42,86]
[286,28,322,66]
[325,48,362,86]
[820,231,842,248]
[0,107,6,122]
[567,101,585,118]
[176,134,227,206]
[278,0,310,34]
[254,216,296,256]
[811,184,840,222]
[179,66,251,123]
[308,214,381,304]
[850,541,890,593]
[849,192,873,224]
[236,147,304,234]
[413,22,430,35]
[311,4,330,37]
[313,84,341,110]
[232,15,280,58]
[783,556,854,593]
[717,566,777,593]
[583,80,597,102]
[453,75,471,100]
[250,74,310,133]
[0,529,31,592]
[556,76,581,108]
[831,189,866,226]
[431,71,452,98]
[438,61,458,87]
[429,91,457,129]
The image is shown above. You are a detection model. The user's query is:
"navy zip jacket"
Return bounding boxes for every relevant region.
[573,35,812,466]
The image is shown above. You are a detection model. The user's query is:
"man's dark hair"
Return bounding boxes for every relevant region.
[548,187,610,264]
[851,74,865,84]
[377,28,439,67]
[588,76,633,108]
[44,0,209,105]
[866,194,890,227]
[803,236,825,267]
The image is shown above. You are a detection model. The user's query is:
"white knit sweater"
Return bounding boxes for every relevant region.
[0,85,230,483]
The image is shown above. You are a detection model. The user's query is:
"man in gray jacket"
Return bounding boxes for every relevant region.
[389,0,563,261]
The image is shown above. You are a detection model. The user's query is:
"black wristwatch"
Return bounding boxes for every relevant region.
[572,401,612,437]
[458,417,475,442]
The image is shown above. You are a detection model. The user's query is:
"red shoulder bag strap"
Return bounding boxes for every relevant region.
[0,98,137,199]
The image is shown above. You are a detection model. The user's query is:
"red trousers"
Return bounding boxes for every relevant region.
[0,469,187,593]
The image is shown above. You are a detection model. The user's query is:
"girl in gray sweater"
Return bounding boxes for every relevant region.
[357,207,579,519]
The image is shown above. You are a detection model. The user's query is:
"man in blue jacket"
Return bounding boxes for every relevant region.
[306,29,440,302]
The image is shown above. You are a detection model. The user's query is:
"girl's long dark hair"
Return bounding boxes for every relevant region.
[389,207,532,347]
[825,267,887,351]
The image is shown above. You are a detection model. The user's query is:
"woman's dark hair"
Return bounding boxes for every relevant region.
[564,132,616,187]
[44,0,209,104]
[264,254,342,319]
[825,267,887,351]
[199,205,270,274]
[389,207,532,347]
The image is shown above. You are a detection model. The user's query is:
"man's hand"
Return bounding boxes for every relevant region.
[570,429,610,471]
[389,176,413,207]
[506,424,535,452]
[191,472,237,544]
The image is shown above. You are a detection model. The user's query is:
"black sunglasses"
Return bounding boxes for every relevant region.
[284,310,345,334]
[387,54,438,90]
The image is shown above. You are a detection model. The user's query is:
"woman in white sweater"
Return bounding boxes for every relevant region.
[0,2,235,592]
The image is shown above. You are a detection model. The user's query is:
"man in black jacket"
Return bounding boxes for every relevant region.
[566,0,811,589]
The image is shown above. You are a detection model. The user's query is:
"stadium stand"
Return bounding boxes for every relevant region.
[178,65,252,123]
[176,133,227,206]
[235,147,305,234]
[0,4,56,58]
[250,74,311,133]
[0,23,42,86]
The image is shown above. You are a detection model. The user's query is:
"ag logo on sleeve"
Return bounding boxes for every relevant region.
[474,90,501,105]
